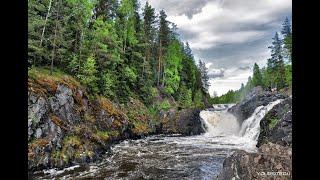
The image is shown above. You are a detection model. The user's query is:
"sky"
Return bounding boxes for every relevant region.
[140,0,292,96]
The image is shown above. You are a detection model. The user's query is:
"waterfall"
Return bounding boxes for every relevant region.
[239,99,283,141]
[200,99,283,141]
[200,105,240,136]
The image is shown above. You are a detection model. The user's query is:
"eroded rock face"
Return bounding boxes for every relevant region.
[28,77,205,171]
[228,86,286,123]
[157,108,205,135]
[217,143,292,180]
[177,108,205,136]
[28,83,130,171]
[257,97,292,147]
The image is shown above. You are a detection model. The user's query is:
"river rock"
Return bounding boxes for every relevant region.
[217,143,292,180]
[177,108,205,135]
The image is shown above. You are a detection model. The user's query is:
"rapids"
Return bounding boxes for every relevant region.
[30,100,283,180]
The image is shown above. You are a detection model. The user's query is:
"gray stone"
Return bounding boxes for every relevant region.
[35,128,42,138]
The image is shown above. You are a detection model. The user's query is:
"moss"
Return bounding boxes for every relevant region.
[96,131,110,141]
[269,117,279,129]
[98,96,124,118]
[63,135,81,148]
[28,67,81,94]
[84,113,95,123]
[132,121,150,135]
[29,138,49,150]
[50,115,68,130]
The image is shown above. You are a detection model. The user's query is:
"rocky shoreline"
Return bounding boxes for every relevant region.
[28,74,205,172]
[217,87,292,180]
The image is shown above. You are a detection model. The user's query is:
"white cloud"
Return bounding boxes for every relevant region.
[143,0,291,96]
[209,67,252,96]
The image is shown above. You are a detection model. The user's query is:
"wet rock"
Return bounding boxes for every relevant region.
[177,108,205,136]
[257,97,292,147]
[217,143,292,180]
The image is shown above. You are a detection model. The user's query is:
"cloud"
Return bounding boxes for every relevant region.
[208,67,252,96]
[208,68,225,78]
[143,0,291,95]
[145,0,209,19]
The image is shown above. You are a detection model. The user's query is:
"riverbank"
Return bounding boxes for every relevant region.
[28,68,206,172]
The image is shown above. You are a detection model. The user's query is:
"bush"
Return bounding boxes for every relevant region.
[158,100,171,111]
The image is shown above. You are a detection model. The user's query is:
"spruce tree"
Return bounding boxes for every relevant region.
[252,63,263,87]
[281,17,292,61]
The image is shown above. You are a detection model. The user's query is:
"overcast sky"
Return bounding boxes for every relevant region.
[140,0,292,96]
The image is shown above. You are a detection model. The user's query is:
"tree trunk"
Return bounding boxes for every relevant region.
[157,40,162,86]
[78,31,83,74]
[50,1,60,75]
[36,0,53,67]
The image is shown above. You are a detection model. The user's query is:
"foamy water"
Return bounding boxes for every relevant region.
[30,100,283,179]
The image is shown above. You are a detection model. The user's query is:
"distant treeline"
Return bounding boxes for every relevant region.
[210,17,292,104]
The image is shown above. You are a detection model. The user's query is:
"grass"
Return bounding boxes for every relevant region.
[28,67,81,95]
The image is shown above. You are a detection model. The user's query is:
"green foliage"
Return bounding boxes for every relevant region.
[285,64,292,88]
[252,63,263,87]
[210,90,239,104]
[163,40,183,95]
[29,0,208,108]
[193,90,205,108]
[213,17,292,102]
[157,100,171,111]
[269,117,279,129]
[100,71,117,98]
[177,85,193,108]
[78,56,98,93]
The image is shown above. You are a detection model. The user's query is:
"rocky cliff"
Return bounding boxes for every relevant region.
[228,86,286,123]
[218,89,292,180]
[28,69,205,171]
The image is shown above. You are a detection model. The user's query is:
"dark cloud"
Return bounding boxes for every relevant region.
[207,68,225,78]
[150,0,209,19]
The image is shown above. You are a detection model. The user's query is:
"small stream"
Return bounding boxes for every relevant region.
[30,100,282,180]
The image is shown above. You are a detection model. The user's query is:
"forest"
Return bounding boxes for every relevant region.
[28,0,211,109]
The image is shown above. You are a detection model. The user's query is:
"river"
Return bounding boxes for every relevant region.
[30,100,282,180]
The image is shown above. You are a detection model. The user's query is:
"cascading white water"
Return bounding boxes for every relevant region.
[35,100,285,180]
[239,99,283,141]
[200,99,284,148]
[200,106,240,136]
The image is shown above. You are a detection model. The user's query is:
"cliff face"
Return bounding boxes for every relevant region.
[28,69,205,171]
[257,97,292,147]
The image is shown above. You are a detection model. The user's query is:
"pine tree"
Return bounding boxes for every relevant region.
[163,40,183,95]
[267,32,286,89]
[142,1,157,80]
[198,60,210,93]
[252,63,263,87]
[157,10,170,86]
[28,0,51,67]
[94,0,119,21]
[77,56,98,93]
[281,17,292,61]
